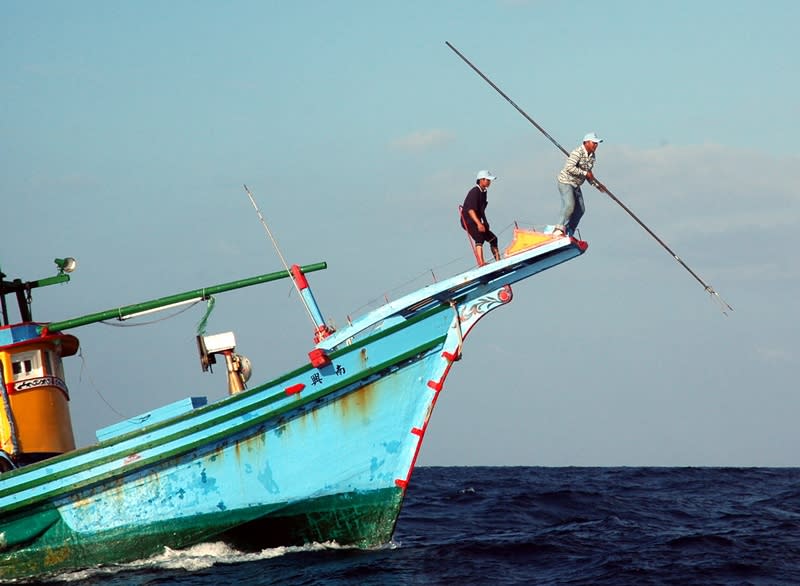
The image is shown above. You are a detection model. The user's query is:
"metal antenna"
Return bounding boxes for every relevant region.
[243,184,318,326]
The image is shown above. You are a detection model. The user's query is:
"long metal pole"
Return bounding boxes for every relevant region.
[445,41,733,315]
[44,262,327,332]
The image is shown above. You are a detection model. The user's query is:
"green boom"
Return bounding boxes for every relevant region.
[44,262,327,333]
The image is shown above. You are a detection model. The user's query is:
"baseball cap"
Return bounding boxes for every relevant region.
[583,132,603,143]
[476,170,496,181]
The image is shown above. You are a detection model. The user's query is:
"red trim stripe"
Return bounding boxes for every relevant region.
[396,350,459,490]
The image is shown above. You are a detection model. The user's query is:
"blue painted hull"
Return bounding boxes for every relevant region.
[0,235,586,579]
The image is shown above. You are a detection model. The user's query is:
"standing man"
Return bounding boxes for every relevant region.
[555,132,604,237]
[461,170,501,266]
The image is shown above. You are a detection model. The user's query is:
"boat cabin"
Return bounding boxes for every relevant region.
[0,260,79,471]
[0,326,79,469]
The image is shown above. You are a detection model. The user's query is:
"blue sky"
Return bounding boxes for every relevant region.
[3,1,798,465]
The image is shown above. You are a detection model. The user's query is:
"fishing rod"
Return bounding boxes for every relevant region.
[445,41,733,316]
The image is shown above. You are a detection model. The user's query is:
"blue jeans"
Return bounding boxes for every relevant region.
[558,181,584,236]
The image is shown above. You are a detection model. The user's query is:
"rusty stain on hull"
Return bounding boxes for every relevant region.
[336,381,377,423]
[275,377,381,438]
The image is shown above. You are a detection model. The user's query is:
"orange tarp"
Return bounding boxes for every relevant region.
[503,227,558,258]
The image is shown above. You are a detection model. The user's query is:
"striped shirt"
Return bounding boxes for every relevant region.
[557,144,596,187]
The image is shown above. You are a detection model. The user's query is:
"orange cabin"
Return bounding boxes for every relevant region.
[0,324,79,468]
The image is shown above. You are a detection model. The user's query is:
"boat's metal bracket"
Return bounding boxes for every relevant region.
[448,300,464,361]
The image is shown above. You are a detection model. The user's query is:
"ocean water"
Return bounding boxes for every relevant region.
[36,467,800,585]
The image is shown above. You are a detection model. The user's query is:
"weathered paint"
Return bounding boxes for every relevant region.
[0,236,587,580]
[0,340,450,578]
[96,396,208,442]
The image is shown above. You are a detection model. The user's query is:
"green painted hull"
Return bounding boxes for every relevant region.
[218,487,405,550]
[0,487,403,580]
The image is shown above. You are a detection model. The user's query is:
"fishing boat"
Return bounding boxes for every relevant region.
[0,224,587,580]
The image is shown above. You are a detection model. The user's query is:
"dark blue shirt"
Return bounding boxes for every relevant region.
[462,185,488,228]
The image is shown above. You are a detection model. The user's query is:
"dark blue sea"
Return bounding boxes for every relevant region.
[36,467,800,585]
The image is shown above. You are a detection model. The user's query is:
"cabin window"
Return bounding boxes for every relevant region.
[44,351,54,376]
[47,350,66,380]
[11,350,43,382]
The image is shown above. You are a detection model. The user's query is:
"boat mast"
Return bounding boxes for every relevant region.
[0,259,75,326]
[243,185,333,341]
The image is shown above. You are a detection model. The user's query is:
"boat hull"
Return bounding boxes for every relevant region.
[0,297,467,578]
[6,488,405,577]
[0,234,586,580]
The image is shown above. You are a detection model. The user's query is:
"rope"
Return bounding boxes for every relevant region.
[196,295,215,336]
[77,347,128,419]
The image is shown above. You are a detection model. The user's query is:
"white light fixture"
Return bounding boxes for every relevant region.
[54,257,77,274]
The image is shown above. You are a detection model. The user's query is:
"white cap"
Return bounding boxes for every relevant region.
[583,132,603,143]
[476,170,496,181]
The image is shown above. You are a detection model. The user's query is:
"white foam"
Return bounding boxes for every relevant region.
[52,540,351,582]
